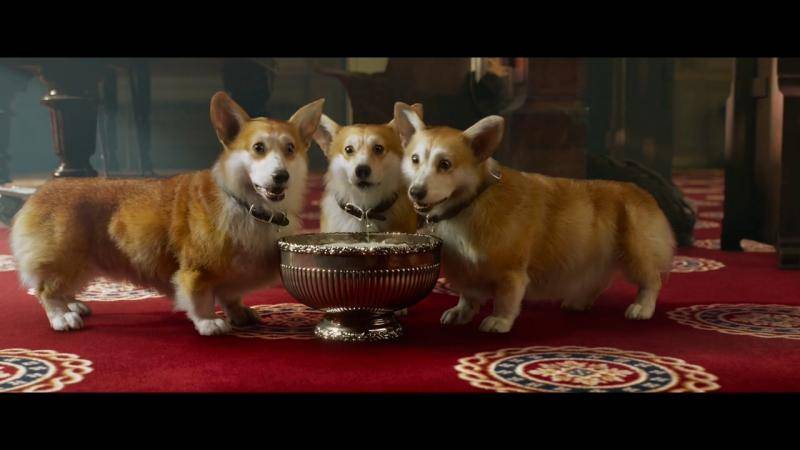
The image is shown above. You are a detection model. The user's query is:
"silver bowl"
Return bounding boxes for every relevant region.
[278,232,442,342]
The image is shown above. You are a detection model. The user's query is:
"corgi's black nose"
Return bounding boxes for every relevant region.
[409,185,427,201]
[355,165,371,180]
[273,170,290,185]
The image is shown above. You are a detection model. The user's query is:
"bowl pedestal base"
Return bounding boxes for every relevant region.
[314,311,403,342]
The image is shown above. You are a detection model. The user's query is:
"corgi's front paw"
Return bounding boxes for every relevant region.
[67,300,92,316]
[478,315,513,333]
[48,311,84,331]
[441,306,475,325]
[625,303,655,320]
[394,308,408,317]
[194,318,232,336]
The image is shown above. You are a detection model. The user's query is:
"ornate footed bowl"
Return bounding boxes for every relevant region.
[277,232,442,342]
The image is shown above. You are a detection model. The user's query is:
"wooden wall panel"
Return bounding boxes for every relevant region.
[494,58,587,178]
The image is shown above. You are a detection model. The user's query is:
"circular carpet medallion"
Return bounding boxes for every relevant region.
[693,239,775,253]
[27,277,162,302]
[0,348,92,393]
[672,256,725,273]
[668,304,800,340]
[221,303,324,340]
[455,346,719,393]
[693,239,720,250]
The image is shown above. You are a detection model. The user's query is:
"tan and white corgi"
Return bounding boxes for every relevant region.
[10,92,324,336]
[312,105,423,234]
[393,102,675,333]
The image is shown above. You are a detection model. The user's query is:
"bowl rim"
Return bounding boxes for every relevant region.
[277,232,442,256]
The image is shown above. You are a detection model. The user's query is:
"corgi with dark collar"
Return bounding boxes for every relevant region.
[393,102,675,333]
[11,92,323,335]
[312,105,423,234]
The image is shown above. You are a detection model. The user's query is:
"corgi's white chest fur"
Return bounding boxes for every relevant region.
[216,198,300,295]
[321,193,401,233]
[424,214,489,296]
[430,218,481,265]
[321,159,407,233]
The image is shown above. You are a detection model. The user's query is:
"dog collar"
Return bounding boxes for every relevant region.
[222,186,290,227]
[337,192,399,222]
[424,167,501,225]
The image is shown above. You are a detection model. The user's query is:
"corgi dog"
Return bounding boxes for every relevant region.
[393,102,675,333]
[312,105,423,234]
[10,92,324,336]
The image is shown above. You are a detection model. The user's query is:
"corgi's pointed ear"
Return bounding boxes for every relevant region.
[210,91,250,146]
[410,103,424,120]
[463,115,505,162]
[388,102,424,129]
[393,102,426,147]
[289,98,325,145]
[313,114,340,156]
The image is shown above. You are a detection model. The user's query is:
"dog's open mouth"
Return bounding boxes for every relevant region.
[413,197,449,214]
[355,181,376,190]
[254,184,286,202]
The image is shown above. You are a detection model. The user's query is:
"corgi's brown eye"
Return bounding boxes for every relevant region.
[411,154,419,164]
[374,144,384,155]
[438,159,452,171]
[286,143,295,154]
[253,142,265,154]
[345,145,354,155]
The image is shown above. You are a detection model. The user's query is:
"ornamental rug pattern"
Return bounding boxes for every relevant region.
[454,346,719,393]
[26,277,162,302]
[693,239,775,253]
[668,304,800,340]
[671,256,725,273]
[219,303,324,340]
[0,348,93,393]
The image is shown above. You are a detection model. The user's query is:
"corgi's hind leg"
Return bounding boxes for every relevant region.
[621,204,674,320]
[479,272,528,333]
[174,269,231,336]
[622,250,666,320]
[622,248,667,320]
[37,283,85,331]
[625,281,661,320]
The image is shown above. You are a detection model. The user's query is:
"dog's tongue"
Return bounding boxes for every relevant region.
[414,203,431,213]
[266,189,285,201]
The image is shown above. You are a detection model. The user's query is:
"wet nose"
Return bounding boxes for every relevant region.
[409,185,427,201]
[273,169,290,185]
[355,164,371,180]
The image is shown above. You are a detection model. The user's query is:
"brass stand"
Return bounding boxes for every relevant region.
[315,311,403,342]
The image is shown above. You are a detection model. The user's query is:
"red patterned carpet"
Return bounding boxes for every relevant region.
[1,170,799,393]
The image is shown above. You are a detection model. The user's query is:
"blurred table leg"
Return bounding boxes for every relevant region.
[129,59,155,176]
[36,58,105,178]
